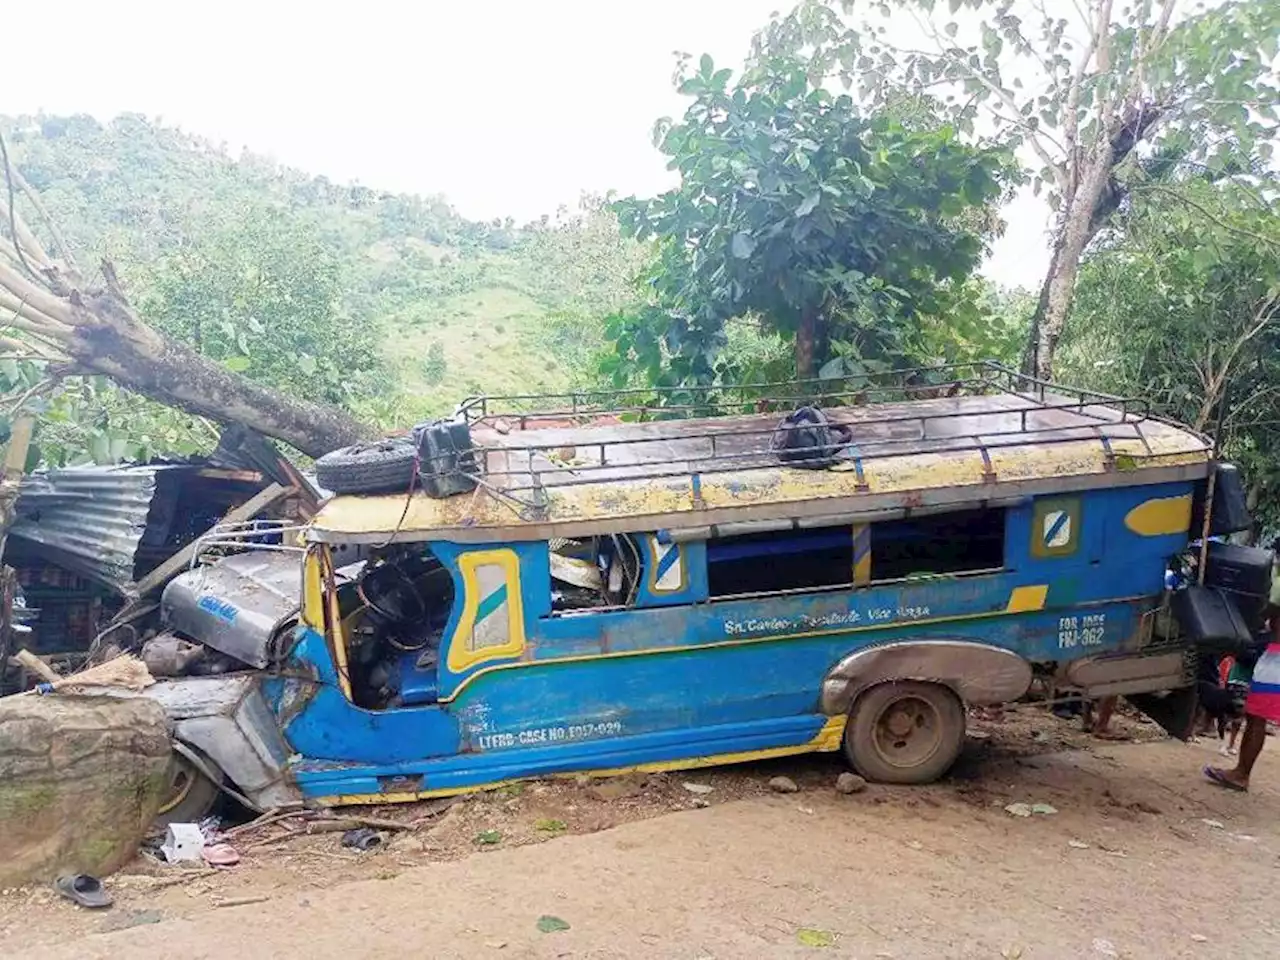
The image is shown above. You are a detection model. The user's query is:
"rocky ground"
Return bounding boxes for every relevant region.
[2,705,1276,959]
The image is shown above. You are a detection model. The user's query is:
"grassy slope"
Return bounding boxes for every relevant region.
[389,284,578,417]
[2,113,604,428]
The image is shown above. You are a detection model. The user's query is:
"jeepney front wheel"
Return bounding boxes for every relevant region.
[156,746,224,826]
[843,681,965,785]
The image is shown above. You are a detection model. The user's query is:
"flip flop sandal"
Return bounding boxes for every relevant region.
[55,874,113,909]
[341,827,384,851]
[202,843,241,867]
[1203,765,1248,792]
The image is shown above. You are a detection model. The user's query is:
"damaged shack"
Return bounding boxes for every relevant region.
[0,428,316,689]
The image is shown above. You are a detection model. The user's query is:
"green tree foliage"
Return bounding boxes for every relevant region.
[138,211,388,409]
[1061,177,1280,525]
[754,0,1280,379]
[603,51,1011,390]
[2,115,652,461]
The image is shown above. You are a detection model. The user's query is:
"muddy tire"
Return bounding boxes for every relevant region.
[156,748,223,826]
[843,681,965,785]
[315,438,418,495]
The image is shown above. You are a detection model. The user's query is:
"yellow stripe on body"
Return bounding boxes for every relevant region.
[1005,584,1049,613]
[1124,495,1192,537]
[436,585,1073,704]
[309,717,848,807]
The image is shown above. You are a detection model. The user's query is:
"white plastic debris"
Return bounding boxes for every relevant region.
[160,822,206,863]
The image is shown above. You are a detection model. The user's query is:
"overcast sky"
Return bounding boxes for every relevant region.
[4,0,1050,289]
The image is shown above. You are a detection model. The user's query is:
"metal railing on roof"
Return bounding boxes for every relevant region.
[428,363,1207,512]
[455,362,1151,425]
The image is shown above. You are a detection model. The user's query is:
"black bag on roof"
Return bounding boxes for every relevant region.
[771,406,851,470]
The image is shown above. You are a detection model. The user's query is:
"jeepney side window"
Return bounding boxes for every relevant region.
[708,525,854,597]
[870,508,1006,581]
[548,535,640,612]
[706,507,1007,599]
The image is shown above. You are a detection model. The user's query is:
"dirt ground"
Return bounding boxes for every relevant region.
[3,706,1278,959]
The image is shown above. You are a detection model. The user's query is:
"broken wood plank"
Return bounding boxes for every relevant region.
[131,483,293,597]
[11,648,60,684]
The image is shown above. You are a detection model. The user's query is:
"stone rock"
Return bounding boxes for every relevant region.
[768,776,800,794]
[591,775,644,802]
[836,773,867,795]
[0,693,170,888]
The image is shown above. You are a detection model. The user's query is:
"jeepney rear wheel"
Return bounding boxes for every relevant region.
[843,681,965,785]
[156,747,224,826]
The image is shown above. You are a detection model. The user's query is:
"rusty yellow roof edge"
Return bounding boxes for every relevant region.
[309,441,1211,544]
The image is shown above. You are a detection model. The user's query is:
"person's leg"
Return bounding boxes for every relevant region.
[1207,713,1266,789]
[1092,696,1127,740]
[1226,717,1242,754]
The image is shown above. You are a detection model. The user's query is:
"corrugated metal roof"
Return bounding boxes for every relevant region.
[7,465,174,594]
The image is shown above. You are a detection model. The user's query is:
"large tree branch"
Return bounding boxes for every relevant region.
[1094,0,1118,132]
[912,42,1068,188]
[0,149,376,458]
[8,165,81,281]
[1137,185,1280,249]
[0,259,76,327]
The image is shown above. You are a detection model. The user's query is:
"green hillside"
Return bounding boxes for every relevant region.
[1,113,644,427]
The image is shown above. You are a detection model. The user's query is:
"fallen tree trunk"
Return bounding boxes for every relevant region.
[63,270,373,457]
[0,136,375,459]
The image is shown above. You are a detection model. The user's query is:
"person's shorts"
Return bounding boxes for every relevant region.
[1245,643,1280,722]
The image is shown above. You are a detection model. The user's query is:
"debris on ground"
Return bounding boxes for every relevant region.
[768,776,800,794]
[160,824,206,863]
[1004,802,1058,818]
[536,915,570,933]
[796,926,837,947]
[53,874,112,910]
[341,828,384,852]
[682,782,714,795]
[835,773,867,795]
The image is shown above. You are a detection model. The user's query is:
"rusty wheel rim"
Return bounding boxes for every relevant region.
[157,755,197,814]
[871,694,943,771]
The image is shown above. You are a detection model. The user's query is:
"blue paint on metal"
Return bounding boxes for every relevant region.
[268,478,1196,796]
[292,713,828,797]
[196,595,239,623]
[635,538,708,608]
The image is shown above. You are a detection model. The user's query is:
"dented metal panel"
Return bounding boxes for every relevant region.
[145,674,300,811]
[162,552,303,668]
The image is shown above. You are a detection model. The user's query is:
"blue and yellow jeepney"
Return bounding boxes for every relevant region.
[149,364,1223,816]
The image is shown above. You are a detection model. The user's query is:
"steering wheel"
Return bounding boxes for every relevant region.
[357,563,427,625]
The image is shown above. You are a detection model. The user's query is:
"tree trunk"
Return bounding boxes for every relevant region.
[60,272,373,458]
[1021,146,1116,381]
[795,307,818,379]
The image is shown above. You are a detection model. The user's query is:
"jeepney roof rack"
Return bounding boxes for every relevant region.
[444,361,1208,497]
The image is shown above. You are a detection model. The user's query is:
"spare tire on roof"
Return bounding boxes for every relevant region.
[314,437,418,495]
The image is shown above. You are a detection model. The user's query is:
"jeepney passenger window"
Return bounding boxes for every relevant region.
[871,508,1005,581]
[708,525,853,597]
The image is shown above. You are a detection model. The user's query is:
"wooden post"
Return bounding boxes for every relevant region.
[0,415,35,691]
